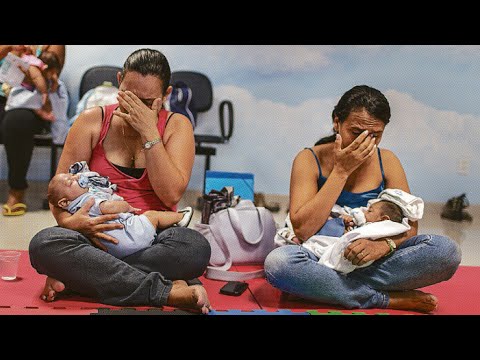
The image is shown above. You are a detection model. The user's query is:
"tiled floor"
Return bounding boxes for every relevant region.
[1,180,479,266]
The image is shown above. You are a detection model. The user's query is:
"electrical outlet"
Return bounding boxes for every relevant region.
[456,158,470,176]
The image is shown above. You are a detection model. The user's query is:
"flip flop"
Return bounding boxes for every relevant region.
[2,203,27,216]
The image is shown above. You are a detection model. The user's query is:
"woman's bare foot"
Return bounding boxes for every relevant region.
[5,189,25,209]
[387,290,438,313]
[40,277,65,302]
[167,280,212,314]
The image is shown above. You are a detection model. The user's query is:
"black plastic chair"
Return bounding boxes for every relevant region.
[79,66,122,98]
[170,71,234,191]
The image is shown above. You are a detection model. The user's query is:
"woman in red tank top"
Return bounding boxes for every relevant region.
[29,49,212,313]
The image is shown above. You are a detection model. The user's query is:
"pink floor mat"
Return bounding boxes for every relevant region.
[1,251,477,315]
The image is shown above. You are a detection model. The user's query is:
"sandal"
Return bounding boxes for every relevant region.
[2,203,27,216]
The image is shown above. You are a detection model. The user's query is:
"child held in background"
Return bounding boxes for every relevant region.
[20,51,61,121]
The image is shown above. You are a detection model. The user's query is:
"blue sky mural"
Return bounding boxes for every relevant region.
[2,45,478,203]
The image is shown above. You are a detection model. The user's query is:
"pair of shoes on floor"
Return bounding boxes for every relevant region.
[2,203,27,216]
[441,193,473,222]
[254,192,281,213]
[176,206,194,227]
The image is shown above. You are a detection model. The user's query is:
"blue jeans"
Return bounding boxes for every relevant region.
[29,226,211,307]
[264,234,461,309]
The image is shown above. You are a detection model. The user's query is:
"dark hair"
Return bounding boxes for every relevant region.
[378,201,403,223]
[47,174,63,208]
[315,85,391,145]
[39,51,61,72]
[122,48,171,93]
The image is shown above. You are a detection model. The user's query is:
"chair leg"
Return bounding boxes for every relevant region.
[43,144,58,210]
[42,198,50,210]
[196,154,212,211]
[50,144,58,179]
[203,154,212,195]
[205,154,211,172]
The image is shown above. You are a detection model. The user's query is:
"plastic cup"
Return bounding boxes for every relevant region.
[0,251,21,281]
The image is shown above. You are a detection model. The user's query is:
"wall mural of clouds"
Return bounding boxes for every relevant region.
[379,90,479,203]
[191,86,479,204]
[190,85,337,196]
[2,45,479,204]
[195,45,334,74]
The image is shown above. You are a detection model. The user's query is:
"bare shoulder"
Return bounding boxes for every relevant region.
[296,143,332,167]
[163,112,194,140]
[294,147,315,164]
[67,107,103,146]
[293,146,322,174]
[165,112,193,130]
[379,148,403,167]
[59,107,103,173]
[74,106,103,129]
[380,148,409,189]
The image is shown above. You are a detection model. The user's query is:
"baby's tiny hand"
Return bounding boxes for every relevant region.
[340,214,354,226]
[128,205,142,214]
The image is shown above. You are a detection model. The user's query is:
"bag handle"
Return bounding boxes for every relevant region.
[204,207,266,281]
[205,267,265,281]
[207,219,233,271]
[227,206,266,245]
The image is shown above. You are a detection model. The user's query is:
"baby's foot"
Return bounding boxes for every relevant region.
[176,207,194,227]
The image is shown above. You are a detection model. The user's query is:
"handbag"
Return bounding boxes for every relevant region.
[194,199,277,281]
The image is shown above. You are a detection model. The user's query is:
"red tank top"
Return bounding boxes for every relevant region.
[89,104,175,212]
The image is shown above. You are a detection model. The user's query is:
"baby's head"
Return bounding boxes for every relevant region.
[48,173,88,209]
[364,200,403,223]
[39,51,61,80]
